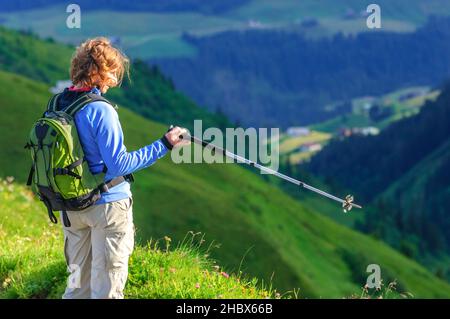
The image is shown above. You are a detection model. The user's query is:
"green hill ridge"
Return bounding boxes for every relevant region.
[1,26,450,298]
[1,69,449,298]
[0,26,229,131]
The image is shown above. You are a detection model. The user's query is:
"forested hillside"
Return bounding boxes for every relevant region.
[308,83,450,275]
[0,27,229,130]
[154,17,450,127]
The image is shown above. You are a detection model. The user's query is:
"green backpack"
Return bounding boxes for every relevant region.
[25,92,133,227]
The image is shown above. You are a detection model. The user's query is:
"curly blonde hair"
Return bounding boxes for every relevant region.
[70,37,129,92]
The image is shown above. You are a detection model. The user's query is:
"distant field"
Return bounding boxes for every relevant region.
[226,0,450,25]
[279,131,331,154]
[1,0,448,59]
[292,86,440,165]
[311,86,440,133]
[277,131,331,164]
[273,86,441,166]
[0,5,243,59]
[288,151,315,165]
[311,114,371,134]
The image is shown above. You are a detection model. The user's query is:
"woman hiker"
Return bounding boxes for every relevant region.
[58,37,189,298]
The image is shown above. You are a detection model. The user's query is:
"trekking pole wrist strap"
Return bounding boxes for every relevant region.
[160,135,173,150]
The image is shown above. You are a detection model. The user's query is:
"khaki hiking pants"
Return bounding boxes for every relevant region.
[62,197,134,299]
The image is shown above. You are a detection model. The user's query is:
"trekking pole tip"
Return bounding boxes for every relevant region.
[342,194,362,212]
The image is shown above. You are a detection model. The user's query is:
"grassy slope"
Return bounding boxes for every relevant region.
[0,180,272,299]
[2,70,450,298]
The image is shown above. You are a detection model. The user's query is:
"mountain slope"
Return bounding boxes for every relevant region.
[360,140,450,279]
[368,138,450,272]
[309,82,450,274]
[309,83,450,202]
[153,16,450,127]
[2,0,450,63]
[380,138,450,222]
[0,180,271,299]
[2,70,450,298]
[0,26,229,130]
[0,0,250,14]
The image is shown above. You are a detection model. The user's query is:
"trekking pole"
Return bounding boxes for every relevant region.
[179,133,362,212]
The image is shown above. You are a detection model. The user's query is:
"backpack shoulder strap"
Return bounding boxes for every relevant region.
[64,93,113,117]
[46,93,62,112]
[87,93,113,106]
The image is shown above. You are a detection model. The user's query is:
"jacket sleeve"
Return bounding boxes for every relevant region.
[88,101,168,177]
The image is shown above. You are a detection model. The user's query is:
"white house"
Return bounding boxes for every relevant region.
[299,143,322,152]
[352,127,380,136]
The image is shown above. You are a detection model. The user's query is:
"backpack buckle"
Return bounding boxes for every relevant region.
[98,183,109,193]
[54,168,81,179]
[124,174,134,183]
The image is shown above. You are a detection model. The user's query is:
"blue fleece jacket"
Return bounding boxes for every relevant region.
[74,87,168,204]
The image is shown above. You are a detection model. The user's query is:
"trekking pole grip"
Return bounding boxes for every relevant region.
[167,124,189,141]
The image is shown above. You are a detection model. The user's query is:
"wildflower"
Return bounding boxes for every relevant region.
[6,176,14,184]
[169,268,176,273]
[220,272,229,278]
[213,265,220,271]
[2,277,11,288]
[388,281,397,290]
[362,283,369,293]
[195,283,200,289]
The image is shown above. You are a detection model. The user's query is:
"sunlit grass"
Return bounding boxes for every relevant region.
[0,180,279,299]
